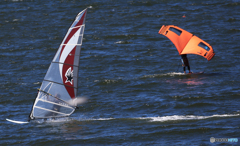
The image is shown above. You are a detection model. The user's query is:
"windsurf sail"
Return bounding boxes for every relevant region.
[158,25,215,61]
[29,8,87,120]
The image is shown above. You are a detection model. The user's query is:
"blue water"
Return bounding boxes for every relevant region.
[1,0,240,145]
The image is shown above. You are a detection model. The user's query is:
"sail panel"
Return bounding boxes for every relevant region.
[59,27,82,63]
[40,81,75,101]
[70,11,86,28]
[44,62,62,84]
[44,62,78,95]
[33,108,68,118]
[73,45,81,91]
[61,12,86,49]
[52,11,86,64]
[158,25,215,61]
[31,88,75,118]
[32,99,74,118]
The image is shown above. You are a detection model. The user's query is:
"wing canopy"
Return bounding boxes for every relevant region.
[158,25,215,61]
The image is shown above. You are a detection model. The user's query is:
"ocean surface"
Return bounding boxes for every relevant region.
[1,0,240,145]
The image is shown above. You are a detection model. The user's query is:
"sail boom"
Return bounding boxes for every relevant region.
[38,99,75,109]
[34,106,70,116]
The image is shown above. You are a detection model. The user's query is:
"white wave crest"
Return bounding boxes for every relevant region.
[165,72,185,76]
[90,118,115,121]
[136,114,240,122]
[141,72,185,78]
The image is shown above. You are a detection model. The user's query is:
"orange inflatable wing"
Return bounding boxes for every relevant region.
[158,25,215,61]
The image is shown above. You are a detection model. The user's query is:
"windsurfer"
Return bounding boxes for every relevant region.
[181,54,192,74]
[52,94,61,114]
[45,93,61,118]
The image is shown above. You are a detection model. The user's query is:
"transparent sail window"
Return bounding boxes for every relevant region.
[40,81,74,101]
[198,42,210,51]
[169,27,182,36]
[32,95,75,118]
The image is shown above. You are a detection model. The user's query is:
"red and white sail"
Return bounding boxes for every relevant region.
[29,8,87,119]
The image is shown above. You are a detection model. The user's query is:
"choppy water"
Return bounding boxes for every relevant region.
[1,0,240,145]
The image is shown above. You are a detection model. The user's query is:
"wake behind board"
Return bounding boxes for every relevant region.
[6,118,29,124]
[187,71,204,75]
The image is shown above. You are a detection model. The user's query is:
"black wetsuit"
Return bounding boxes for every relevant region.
[45,96,61,117]
[181,54,190,72]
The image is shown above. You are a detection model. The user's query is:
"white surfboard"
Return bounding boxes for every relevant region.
[6,118,29,124]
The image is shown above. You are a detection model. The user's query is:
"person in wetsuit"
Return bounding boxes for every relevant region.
[181,54,192,74]
[44,94,61,118]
